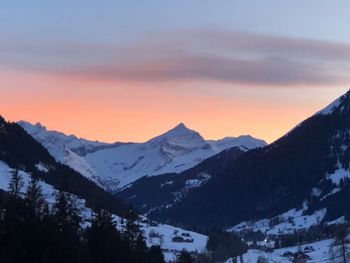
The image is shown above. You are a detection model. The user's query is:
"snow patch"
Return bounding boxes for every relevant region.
[229,208,327,235]
[316,97,342,115]
[35,162,49,173]
[327,167,350,185]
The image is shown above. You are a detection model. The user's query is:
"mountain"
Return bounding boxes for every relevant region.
[19,121,266,191]
[0,117,209,260]
[0,117,126,216]
[134,90,350,229]
[117,147,247,216]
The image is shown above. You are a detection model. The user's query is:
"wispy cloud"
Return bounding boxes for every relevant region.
[1,30,350,86]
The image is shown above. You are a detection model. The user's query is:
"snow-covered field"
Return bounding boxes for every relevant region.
[230,239,335,263]
[230,207,327,236]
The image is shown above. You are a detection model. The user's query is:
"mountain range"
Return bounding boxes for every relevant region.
[2,90,350,235]
[18,121,266,192]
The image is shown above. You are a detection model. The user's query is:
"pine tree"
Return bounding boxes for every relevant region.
[52,188,83,263]
[8,168,23,198]
[148,246,165,263]
[123,207,141,249]
[133,232,149,262]
[87,208,122,263]
[24,174,46,222]
[53,189,81,232]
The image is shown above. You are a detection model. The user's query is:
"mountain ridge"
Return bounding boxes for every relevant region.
[19,121,266,191]
[124,90,350,229]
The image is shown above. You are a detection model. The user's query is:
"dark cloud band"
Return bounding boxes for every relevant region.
[0,30,349,86]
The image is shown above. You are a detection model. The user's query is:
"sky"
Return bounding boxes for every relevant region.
[1,1,350,143]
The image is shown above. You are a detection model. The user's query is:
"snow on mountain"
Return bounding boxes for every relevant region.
[208,135,267,152]
[18,121,109,161]
[19,121,266,191]
[0,160,91,216]
[316,96,343,115]
[229,206,327,236]
[17,121,126,187]
[84,123,266,190]
[316,89,350,116]
[63,148,104,187]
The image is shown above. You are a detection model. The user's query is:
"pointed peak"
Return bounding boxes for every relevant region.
[147,123,203,144]
[173,122,188,130]
[165,122,195,136]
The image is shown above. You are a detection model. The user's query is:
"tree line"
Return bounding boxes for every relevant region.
[0,169,165,263]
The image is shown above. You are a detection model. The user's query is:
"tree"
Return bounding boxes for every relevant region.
[24,174,46,222]
[123,207,141,249]
[133,232,149,262]
[53,189,81,232]
[87,208,123,263]
[177,250,194,263]
[148,246,165,263]
[334,224,349,263]
[207,230,248,262]
[8,168,23,198]
[51,189,83,263]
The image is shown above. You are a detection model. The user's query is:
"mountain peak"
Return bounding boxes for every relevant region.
[162,122,196,137]
[174,122,187,129]
[18,120,47,134]
[146,122,206,147]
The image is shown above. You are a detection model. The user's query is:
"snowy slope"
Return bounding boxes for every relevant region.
[17,121,109,161]
[19,122,266,191]
[229,206,327,236]
[208,135,266,152]
[18,121,126,187]
[0,160,207,261]
[231,239,337,263]
[0,160,91,218]
[316,95,343,115]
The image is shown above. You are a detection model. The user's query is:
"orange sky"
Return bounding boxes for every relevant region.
[1,1,350,144]
[0,67,348,143]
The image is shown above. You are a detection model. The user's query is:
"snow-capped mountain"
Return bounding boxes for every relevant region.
[0,117,208,261]
[18,121,266,191]
[208,135,266,152]
[138,90,350,229]
[0,116,126,216]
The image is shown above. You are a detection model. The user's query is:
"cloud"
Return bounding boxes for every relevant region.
[1,30,350,86]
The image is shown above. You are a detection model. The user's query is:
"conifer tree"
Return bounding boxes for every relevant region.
[148,246,166,263]
[123,207,141,249]
[8,168,23,198]
[133,232,149,262]
[24,174,46,222]
[87,208,122,263]
[52,188,83,263]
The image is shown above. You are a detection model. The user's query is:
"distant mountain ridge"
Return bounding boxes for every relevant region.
[18,121,266,191]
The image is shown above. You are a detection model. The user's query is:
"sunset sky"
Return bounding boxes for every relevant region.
[1,1,350,143]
